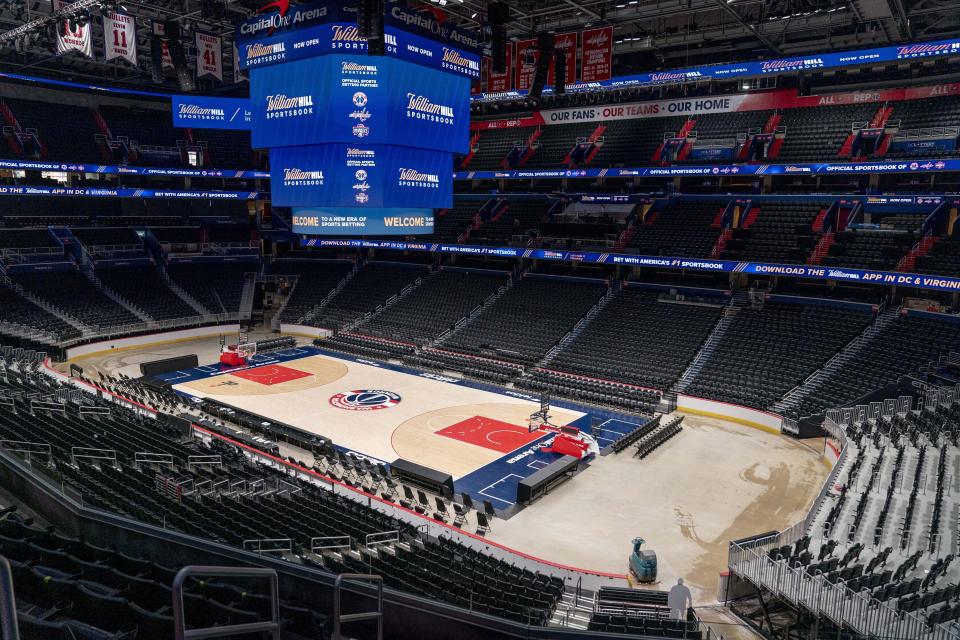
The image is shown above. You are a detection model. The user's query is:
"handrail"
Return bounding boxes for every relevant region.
[172,566,280,640]
[0,555,19,640]
[334,573,384,640]
[728,410,960,640]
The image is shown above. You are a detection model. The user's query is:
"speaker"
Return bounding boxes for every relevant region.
[163,20,180,39]
[536,31,553,50]
[488,2,509,74]
[149,36,164,84]
[553,50,566,94]
[357,0,385,55]
[488,2,510,24]
[530,45,553,98]
[491,27,507,74]
[167,37,195,91]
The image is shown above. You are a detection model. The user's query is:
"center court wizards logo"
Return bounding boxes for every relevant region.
[329,390,401,411]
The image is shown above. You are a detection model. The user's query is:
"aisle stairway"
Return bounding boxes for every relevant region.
[671,293,747,394]
[771,305,900,415]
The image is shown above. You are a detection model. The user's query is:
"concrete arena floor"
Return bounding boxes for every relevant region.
[488,414,828,603]
[67,336,829,605]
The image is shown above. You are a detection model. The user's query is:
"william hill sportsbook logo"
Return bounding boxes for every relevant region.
[406,94,455,125]
[442,48,479,73]
[398,168,440,188]
[342,61,378,76]
[265,94,314,119]
[331,25,366,51]
[178,104,224,121]
[283,168,323,186]
[346,147,376,167]
[246,42,286,64]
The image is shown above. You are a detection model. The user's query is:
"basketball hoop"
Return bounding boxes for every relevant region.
[528,393,552,432]
[528,414,542,433]
[219,341,256,368]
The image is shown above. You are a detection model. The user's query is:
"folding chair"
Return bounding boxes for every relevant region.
[476,512,490,536]
[452,504,467,528]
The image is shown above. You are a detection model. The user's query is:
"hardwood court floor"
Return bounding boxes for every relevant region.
[169,351,584,479]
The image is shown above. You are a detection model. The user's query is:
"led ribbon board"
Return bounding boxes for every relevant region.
[299,238,960,294]
[235,1,480,79]
[454,159,960,180]
[291,207,434,235]
[171,96,252,130]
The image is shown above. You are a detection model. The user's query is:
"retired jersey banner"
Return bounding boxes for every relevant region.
[53,0,93,58]
[581,27,612,82]
[104,12,137,65]
[195,32,223,81]
[515,38,538,91]
[550,32,578,85]
[485,42,513,93]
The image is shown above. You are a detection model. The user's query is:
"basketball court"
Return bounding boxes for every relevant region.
[158,345,646,508]
[66,335,829,598]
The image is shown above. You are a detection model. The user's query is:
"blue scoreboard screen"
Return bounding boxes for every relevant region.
[250,55,470,154]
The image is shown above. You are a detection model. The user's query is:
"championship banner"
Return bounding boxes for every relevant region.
[485,42,512,93]
[53,0,93,58]
[581,26,612,82]
[104,12,137,65]
[161,40,175,70]
[195,32,223,81]
[477,35,960,100]
[515,38,538,91]
[549,32,578,85]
